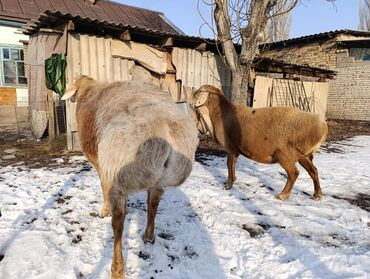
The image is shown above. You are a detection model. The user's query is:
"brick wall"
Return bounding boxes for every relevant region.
[327,51,370,121]
[263,40,370,121]
[261,40,337,69]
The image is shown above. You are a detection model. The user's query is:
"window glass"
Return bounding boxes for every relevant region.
[1,46,27,86]
[3,61,16,80]
[17,62,25,77]
[18,77,27,84]
[349,48,370,61]
[2,48,10,59]
[11,49,20,60]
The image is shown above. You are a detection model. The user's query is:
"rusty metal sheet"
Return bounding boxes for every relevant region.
[0,0,180,35]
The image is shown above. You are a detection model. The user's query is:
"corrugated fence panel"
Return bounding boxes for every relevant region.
[67,33,134,83]
[66,32,134,150]
[172,48,231,100]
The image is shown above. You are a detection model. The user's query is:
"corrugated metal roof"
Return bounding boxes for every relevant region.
[0,0,180,35]
[21,10,206,41]
[263,29,370,49]
[19,10,335,79]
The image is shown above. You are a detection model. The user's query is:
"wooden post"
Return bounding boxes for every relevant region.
[47,91,56,141]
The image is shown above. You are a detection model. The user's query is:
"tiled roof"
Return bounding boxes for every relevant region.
[0,0,181,35]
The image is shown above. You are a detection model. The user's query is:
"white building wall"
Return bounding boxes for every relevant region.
[0,24,29,107]
[0,25,28,46]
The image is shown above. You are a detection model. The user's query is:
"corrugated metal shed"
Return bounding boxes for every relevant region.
[0,0,180,35]
[172,48,231,98]
[67,32,134,83]
[66,32,135,150]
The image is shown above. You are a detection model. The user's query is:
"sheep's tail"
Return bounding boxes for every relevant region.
[113,137,192,193]
[305,120,328,156]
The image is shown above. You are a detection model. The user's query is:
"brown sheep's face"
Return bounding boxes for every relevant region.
[191,89,214,137]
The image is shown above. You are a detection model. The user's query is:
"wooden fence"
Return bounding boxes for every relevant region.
[253,76,329,117]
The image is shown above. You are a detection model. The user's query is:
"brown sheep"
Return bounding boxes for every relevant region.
[191,85,328,201]
[62,76,198,279]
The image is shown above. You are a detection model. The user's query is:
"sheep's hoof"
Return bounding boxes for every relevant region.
[100,207,111,218]
[313,193,323,201]
[223,182,234,190]
[111,266,124,279]
[275,193,289,201]
[142,234,155,244]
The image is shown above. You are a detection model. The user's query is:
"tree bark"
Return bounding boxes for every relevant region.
[212,0,299,105]
[214,0,278,105]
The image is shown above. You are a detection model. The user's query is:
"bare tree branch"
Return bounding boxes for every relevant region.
[198,0,299,104]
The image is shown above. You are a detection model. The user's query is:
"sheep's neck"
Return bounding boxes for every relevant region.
[208,97,239,148]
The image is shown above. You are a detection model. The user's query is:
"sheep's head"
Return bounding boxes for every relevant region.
[61,75,95,102]
[191,85,214,137]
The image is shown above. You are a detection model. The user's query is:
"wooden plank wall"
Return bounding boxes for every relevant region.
[253,76,329,117]
[27,32,67,139]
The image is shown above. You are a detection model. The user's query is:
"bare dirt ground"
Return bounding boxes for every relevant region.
[1,118,370,168]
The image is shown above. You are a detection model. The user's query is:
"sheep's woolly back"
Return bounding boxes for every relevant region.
[238,106,328,156]
[195,84,327,162]
[89,80,198,190]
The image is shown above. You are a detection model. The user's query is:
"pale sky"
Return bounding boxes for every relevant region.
[116,0,360,39]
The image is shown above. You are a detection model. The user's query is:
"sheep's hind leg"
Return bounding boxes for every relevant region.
[109,187,127,279]
[100,178,112,217]
[298,156,323,201]
[142,186,164,244]
[224,153,238,190]
[94,165,111,217]
[276,159,299,201]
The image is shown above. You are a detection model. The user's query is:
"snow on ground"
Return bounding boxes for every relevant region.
[0,136,369,279]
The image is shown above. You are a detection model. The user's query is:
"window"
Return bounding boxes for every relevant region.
[349,48,370,61]
[1,47,27,86]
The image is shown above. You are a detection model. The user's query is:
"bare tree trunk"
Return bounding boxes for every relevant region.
[212,0,300,105]
[265,0,292,42]
[214,0,279,105]
[359,0,370,30]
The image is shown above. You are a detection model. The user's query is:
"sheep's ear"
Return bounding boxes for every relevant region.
[61,85,77,100]
[194,91,209,107]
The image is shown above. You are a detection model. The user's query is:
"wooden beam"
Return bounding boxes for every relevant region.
[47,91,56,141]
[119,30,131,41]
[39,28,64,34]
[66,20,75,31]
[195,42,207,51]
[162,37,173,47]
